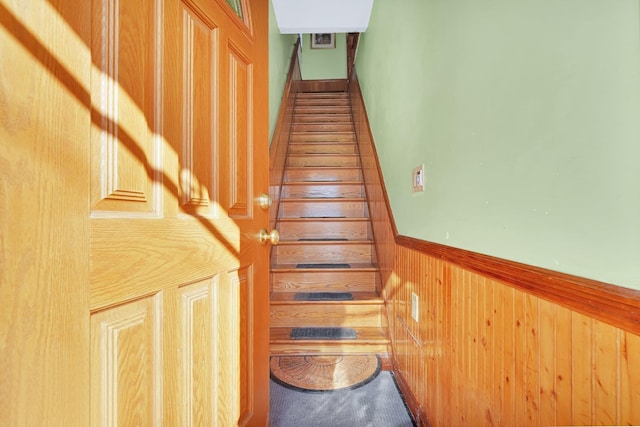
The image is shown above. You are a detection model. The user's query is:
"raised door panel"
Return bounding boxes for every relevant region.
[90,0,161,215]
[180,7,217,215]
[215,266,255,425]
[224,46,252,218]
[90,295,163,426]
[177,280,214,426]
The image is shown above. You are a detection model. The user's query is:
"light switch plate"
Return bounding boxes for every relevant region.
[412,164,424,192]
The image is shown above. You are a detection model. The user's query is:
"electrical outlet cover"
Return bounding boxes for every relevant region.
[411,292,419,321]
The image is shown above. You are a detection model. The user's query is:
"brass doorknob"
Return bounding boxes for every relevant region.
[257,194,272,210]
[258,229,280,246]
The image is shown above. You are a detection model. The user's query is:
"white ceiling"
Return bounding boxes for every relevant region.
[271,0,374,34]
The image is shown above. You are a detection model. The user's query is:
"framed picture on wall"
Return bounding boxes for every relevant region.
[311,33,336,49]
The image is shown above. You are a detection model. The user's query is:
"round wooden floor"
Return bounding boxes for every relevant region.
[270,354,381,392]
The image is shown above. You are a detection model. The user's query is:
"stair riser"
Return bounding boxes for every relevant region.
[296,93,349,99]
[292,124,353,133]
[274,243,373,264]
[294,106,351,115]
[294,114,352,123]
[270,343,389,356]
[270,305,383,327]
[281,184,365,199]
[295,99,350,106]
[284,168,361,182]
[288,144,357,154]
[271,271,378,292]
[286,155,359,168]
[279,220,371,240]
[290,133,355,143]
[279,201,366,218]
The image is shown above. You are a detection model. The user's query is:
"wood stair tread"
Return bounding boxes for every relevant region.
[270,292,381,304]
[279,197,365,203]
[277,216,369,222]
[282,181,362,186]
[287,153,358,157]
[277,239,373,245]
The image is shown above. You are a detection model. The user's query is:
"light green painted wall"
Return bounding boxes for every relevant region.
[356,0,640,289]
[300,33,347,80]
[269,1,297,142]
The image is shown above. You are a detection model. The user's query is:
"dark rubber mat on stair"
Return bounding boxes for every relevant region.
[296,263,351,269]
[290,327,357,340]
[298,238,348,241]
[300,216,347,218]
[294,292,354,301]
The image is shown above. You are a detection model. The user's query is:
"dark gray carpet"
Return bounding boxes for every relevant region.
[270,371,415,427]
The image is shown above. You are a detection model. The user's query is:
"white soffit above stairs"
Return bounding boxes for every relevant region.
[272,0,374,34]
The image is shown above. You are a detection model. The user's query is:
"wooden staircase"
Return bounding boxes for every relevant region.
[270,91,389,356]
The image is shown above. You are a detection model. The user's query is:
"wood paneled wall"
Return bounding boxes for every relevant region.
[349,73,640,426]
[269,38,301,232]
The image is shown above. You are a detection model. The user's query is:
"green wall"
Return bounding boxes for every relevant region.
[356,0,640,289]
[269,1,297,142]
[300,33,347,80]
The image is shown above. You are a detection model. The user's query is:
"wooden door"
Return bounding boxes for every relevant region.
[88,0,270,425]
[2,1,269,424]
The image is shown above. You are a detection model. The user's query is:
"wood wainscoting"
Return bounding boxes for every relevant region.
[349,74,640,426]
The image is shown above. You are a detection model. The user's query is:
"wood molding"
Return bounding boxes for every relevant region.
[268,37,300,170]
[348,73,399,236]
[397,234,640,336]
[269,37,300,230]
[392,368,429,427]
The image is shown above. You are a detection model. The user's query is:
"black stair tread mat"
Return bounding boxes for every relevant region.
[300,216,347,219]
[296,263,351,269]
[290,327,357,340]
[294,292,354,301]
[298,238,349,241]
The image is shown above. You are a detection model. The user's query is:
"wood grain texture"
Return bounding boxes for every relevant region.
[349,70,640,426]
[90,295,162,426]
[0,1,91,424]
[390,246,640,426]
[396,234,640,337]
[90,0,160,215]
[295,79,348,93]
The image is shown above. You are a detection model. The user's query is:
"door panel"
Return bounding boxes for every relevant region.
[226,46,252,217]
[90,0,161,215]
[90,295,163,426]
[178,279,214,425]
[180,7,217,215]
